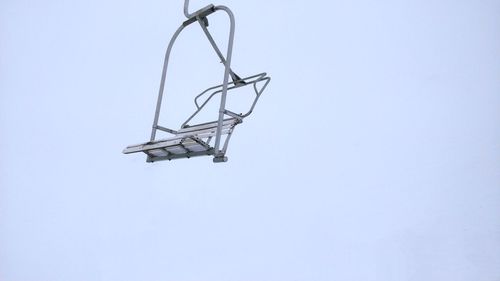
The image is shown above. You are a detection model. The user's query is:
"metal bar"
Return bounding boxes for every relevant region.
[197,18,227,64]
[178,118,238,134]
[184,0,193,18]
[155,125,178,134]
[221,128,235,154]
[183,5,215,27]
[183,74,268,128]
[223,109,243,120]
[124,139,183,154]
[210,6,236,158]
[194,73,267,108]
[176,125,231,139]
[149,149,215,162]
[189,137,211,150]
[197,18,241,83]
[184,76,269,127]
[178,129,232,140]
[150,24,186,141]
[241,77,271,118]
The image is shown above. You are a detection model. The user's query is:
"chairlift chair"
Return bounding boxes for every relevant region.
[123,0,271,163]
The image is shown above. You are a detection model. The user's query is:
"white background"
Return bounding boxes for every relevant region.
[1,0,499,280]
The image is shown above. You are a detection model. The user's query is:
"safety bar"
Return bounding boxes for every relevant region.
[194,73,268,108]
[181,73,270,128]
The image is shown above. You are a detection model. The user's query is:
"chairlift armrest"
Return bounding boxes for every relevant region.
[182,74,270,128]
[194,73,268,107]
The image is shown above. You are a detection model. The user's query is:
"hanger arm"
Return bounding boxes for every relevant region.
[183,0,193,18]
[184,0,214,19]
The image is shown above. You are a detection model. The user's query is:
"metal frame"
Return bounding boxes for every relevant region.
[126,0,270,163]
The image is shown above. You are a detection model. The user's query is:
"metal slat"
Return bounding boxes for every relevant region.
[148,148,170,157]
[149,149,215,162]
[123,119,237,156]
[177,118,238,134]
[123,138,182,154]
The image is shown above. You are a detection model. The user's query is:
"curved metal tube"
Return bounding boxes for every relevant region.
[150,24,185,141]
[181,74,270,127]
[194,73,268,108]
[183,0,193,18]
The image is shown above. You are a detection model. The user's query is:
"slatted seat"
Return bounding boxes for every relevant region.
[123,118,241,162]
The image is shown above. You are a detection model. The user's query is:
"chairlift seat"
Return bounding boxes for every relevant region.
[123,1,270,163]
[123,118,241,162]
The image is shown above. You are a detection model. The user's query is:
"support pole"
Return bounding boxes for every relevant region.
[212,5,236,161]
[150,25,185,141]
[184,0,193,18]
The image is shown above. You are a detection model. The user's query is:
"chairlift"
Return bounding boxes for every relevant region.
[123,0,271,163]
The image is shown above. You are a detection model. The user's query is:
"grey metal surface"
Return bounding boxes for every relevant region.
[184,0,213,19]
[210,5,235,158]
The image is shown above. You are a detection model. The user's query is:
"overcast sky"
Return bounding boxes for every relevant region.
[1,0,499,280]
